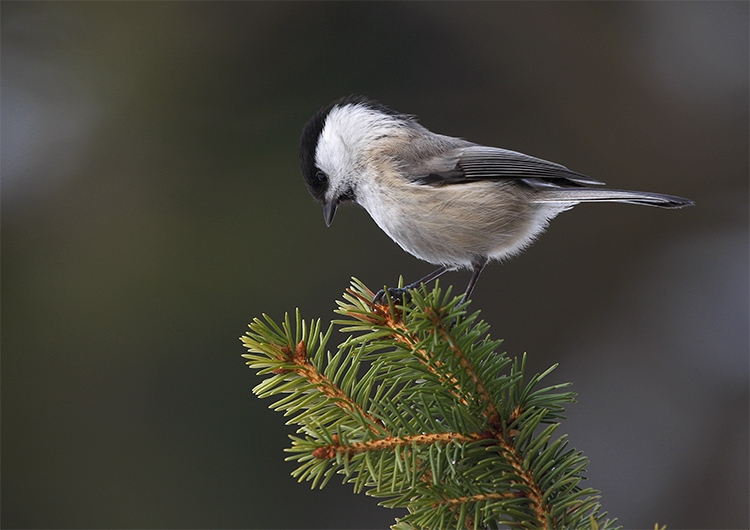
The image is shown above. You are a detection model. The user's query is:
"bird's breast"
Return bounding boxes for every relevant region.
[358,177,559,268]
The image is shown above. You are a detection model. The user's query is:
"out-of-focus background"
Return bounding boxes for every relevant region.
[2,2,747,528]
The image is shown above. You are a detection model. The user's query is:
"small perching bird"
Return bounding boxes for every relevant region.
[299,96,693,304]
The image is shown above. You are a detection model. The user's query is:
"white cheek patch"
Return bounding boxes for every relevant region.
[315,127,350,178]
[315,104,402,180]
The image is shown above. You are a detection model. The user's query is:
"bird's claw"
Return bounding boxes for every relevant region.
[373,287,411,306]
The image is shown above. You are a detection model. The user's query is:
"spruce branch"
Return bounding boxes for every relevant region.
[241,279,619,530]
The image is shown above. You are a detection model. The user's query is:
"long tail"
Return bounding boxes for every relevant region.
[533,188,694,209]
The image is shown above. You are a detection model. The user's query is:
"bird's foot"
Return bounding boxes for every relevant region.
[373,287,411,306]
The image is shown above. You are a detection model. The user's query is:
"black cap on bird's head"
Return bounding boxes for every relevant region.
[299,100,335,204]
[299,99,337,225]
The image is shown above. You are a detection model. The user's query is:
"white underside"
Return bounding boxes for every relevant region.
[358,178,575,269]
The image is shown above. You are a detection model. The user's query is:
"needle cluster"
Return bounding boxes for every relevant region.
[241,279,618,530]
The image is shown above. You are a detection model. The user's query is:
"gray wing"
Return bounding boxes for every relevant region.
[413,145,604,189]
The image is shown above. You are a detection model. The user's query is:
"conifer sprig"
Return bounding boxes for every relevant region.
[241,279,619,530]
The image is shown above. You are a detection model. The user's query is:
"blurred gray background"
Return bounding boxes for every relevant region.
[2,2,748,529]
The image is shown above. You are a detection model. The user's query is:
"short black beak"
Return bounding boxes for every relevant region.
[323,199,337,227]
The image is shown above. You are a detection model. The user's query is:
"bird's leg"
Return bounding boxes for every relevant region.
[373,265,449,305]
[461,261,486,304]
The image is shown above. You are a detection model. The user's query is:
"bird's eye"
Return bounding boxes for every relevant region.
[315,170,328,183]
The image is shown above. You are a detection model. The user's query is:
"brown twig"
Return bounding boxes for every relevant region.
[272,340,387,436]
[313,431,492,459]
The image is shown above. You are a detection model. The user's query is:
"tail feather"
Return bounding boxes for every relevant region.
[533,188,694,209]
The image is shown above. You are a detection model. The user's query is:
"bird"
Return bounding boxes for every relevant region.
[299,95,693,304]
